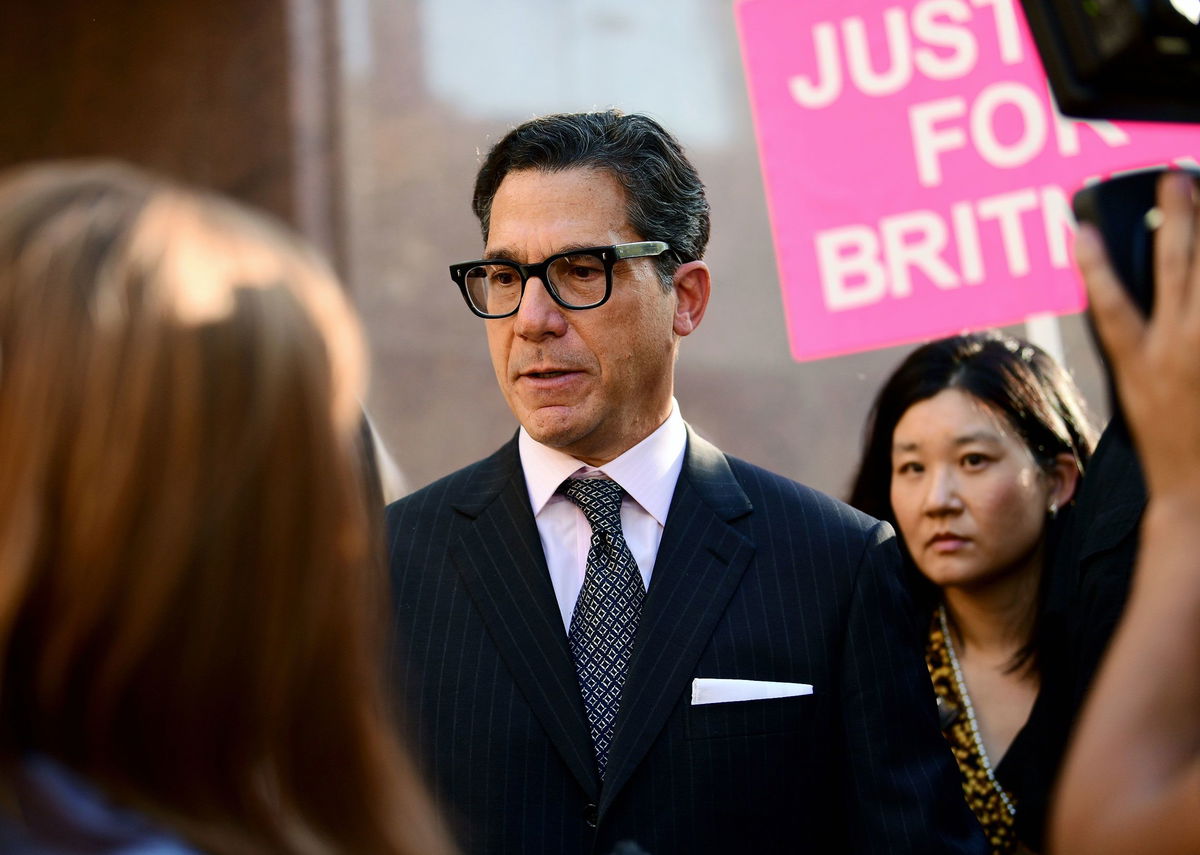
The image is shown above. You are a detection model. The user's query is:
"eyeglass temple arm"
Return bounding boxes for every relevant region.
[613,241,670,260]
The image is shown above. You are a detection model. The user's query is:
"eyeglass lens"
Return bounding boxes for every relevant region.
[464,251,608,315]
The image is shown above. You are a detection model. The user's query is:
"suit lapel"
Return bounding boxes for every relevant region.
[448,438,600,798]
[599,427,756,813]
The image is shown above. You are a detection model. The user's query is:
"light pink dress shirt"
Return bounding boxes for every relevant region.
[518,401,687,632]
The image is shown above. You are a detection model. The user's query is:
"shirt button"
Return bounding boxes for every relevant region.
[584,803,599,828]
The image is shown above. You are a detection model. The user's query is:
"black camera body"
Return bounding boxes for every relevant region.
[1021,0,1200,123]
[1069,168,1200,318]
[1022,0,1200,316]
[1022,1,1200,406]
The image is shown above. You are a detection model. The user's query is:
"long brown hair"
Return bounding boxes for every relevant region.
[0,161,453,854]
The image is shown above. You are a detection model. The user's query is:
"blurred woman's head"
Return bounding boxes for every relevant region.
[849,332,1096,606]
[0,162,449,854]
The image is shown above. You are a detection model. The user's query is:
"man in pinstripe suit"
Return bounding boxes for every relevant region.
[387,111,986,855]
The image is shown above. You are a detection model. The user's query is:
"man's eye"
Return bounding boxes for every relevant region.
[556,255,604,277]
[490,270,519,287]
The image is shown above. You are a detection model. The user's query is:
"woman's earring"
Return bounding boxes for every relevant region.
[1048,501,1059,519]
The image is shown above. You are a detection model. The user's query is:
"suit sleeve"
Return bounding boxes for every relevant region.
[837,521,988,854]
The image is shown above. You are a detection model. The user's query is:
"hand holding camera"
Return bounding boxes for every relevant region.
[1054,168,1200,855]
[1076,170,1200,503]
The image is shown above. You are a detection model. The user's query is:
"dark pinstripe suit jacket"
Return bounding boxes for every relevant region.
[387,427,986,855]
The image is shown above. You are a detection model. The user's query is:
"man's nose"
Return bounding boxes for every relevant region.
[512,275,568,339]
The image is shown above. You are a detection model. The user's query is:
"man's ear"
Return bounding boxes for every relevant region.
[672,260,711,337]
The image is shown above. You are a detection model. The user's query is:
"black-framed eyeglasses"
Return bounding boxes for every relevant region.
[449,241,675,319]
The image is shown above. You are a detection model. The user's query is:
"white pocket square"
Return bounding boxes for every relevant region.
[690,678,814,705]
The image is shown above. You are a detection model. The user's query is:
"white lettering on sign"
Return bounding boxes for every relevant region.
[881,210,960,297]
[1041,185,1075,269]
[788,0,1022,109]
[815,226,887,310]
[789,23,842,108]
[911,97,968,186]
[977,187,1038,275]
[913,0,978,80]
[815,183,1073,311]
[972,83,1047,171]
[950,200,984,284]
[973,0,1024,63]
[843,9,913,97]
[910,82,1132,186]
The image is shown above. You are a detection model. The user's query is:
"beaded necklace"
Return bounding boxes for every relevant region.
[937,604,1018,821]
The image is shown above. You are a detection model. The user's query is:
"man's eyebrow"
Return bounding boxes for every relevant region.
[554,242,610,255]
[481,243,610,264]
[480,247,522,263]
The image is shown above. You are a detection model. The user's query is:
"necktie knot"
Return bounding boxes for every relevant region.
[561,477,625,535]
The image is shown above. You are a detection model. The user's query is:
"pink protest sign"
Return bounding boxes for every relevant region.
[735,0,1200,361]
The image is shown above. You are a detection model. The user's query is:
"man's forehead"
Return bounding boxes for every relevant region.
[484,167,634,254]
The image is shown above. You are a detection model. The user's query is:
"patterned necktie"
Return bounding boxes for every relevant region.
[562,476,646,779]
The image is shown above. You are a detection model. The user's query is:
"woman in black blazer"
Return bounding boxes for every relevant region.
[848,330,1096,854]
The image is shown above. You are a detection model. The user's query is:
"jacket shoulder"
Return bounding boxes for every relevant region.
[386,440,517,524]
[720,452,890,541]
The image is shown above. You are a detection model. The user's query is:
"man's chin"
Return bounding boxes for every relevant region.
[519,406,607,457]
[523,422,584,451]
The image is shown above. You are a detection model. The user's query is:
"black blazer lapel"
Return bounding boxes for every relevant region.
[599,428,756,813]
[448,438,600,798]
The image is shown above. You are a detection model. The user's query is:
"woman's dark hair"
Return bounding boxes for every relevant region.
[847,331,1098,671]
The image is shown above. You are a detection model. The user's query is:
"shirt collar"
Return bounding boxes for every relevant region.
[519,399,686,526]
